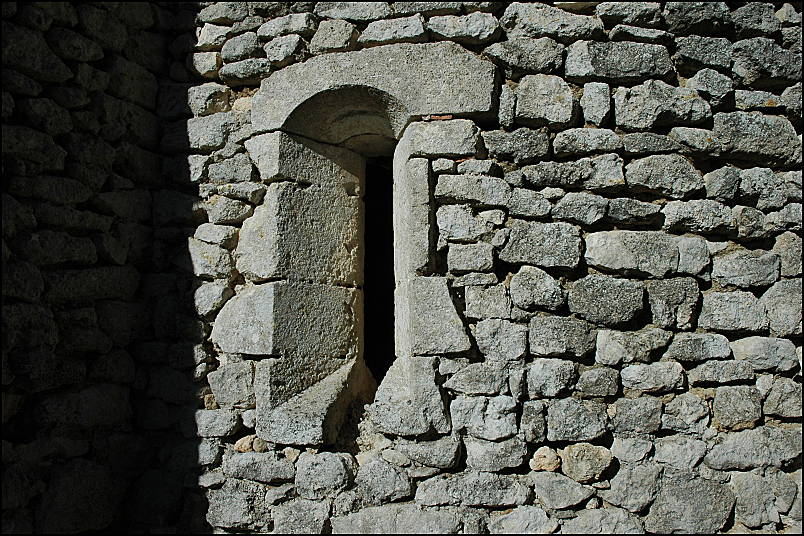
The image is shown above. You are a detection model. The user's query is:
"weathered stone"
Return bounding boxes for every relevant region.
[444,361,508,395]
[585,231,678,278]
[331,504,461,534]
[309,19,358,54]
[488,506,558,534]
[222,451,295,483]
[427,12,500,45]
[576,366,619,397]
[194,409,240,438]
[611,396,663,434]
[551,192,607,225]
[436,204,490,242]
[194,223,238,249]
[272,498,330,534]
[614,80,711,131]
[530,445,560,472]
[730,336,798,372]
[451,395,517,441]
[355,456,412,505]
[764,377,802,418]
[483,37,563,78]
[313,2,392,21]
[560,443,612,483]
[713,111,799,166]
[664,332,731,363]
[436,174,511,207]
[190,51,222,79]
[407,119,479,157]
[568,275,644,327]
[713,385,762,430]
[580,82,611,125]
[625,154,703,199]
[712,249,780,288]
[621,132,682,155]
[562,507,644,534]
[416,471,529,507]
[465,435,527,472]
[566,41,673,83]
[600,462,662,513]
[663,2,731,36]
[698,291,768,333]
[509,266,564,312]
[547,398,606,441]
[705,426,802,470]
[662,392,709,436]
[473,319,527,362]
[507,188,552,218]
[606,198,661,224]
[673,35,733,74]
[257,13,317,39]
[645,471,734,534]
[595,2,661,27]
[531,471,594,510]
[529,316,596,357]
[739,167,792,211]
[395,436,460,469]
[527,359,576,398]
[554,128,622,157]
[622,361,683,394]
[500,220,581,268]
[221,32,260,63]
[688,360,754,385]
[359,14,427,46]
[653,436,706,469]
[205,477,264,529]
[703,166,741,202]
[733,37,802,88]
[730,471,780,529]
[515,74,577,129]
[481,128,549,164]
[761,279,802,337]
[500,3,604,43]
[187,238,235,280]
[686,68,734,109]
[464,284,511,320]
[595,328,672,365]
[207,362,254,408]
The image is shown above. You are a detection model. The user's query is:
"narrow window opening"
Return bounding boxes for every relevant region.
[363,157,395,384]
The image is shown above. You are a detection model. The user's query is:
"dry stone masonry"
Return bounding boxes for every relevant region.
[1,1,802,534]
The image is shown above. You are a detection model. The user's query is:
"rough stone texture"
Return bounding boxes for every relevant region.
[614,80,711,131]
[515,74,577,129]
[499,220,581,268]
[625,154,704,199]
[568,275,644,327]
[566,41,673,83]
[645,473,735,534]
[698,291,769,333]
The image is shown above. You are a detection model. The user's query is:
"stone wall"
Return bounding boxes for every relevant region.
[2,1,803,534]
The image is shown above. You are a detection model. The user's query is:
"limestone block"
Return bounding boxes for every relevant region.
[566,41,673,83]
[187,238,234,279]
[395,277,470,356]
[253,42,495,137]
[529,316,596,357]
[263,34,304,68]
[236,183,360,286]
[190,52,222,79]
[483,37,563,78]
[204,195,253,224]
[614,80,711,131]
[358,14,427,46]
[580,82,611,125]
[416,471,529,507]
[435,173,511,206]
[500,220,581,268]
[552,192,608,225]
[219,58,273,86]
[194,409,240,438]
[222,451,295,483]
[559,443,612,483]
[500,3,604,42]
[427,12,501,45]
[662,200,733,233]
[713,385,762,430]
[443,361,508,396]
[764,377,803,418]
[662,392,709,436]
[370,356,450,436]
[205,478,265,529]
[199,2,248,24]
[436,204,490,243]
[515,74,577,129]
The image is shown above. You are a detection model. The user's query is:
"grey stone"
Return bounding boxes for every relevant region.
[585,231,678,278]
[507,188,552,218]
[190,51,222,79]
[560,443,612,482]
[194,409,239,438]
[451,395,517,441]
[676,236,711,277]
[576,366,619,397]
[530,471,593,510]
[653,436,706,469]
[257,13,317,39]
[606,198,661,224]
[662,200,732,234]
[509,266,564,312]
[515,74,577,129]
[698,291,768,333]
[465,284,511,319]
[356,457,412,505]
[595,2,661,27]
[733,2,781,39]
[221,32,260,63]
[668,127,722,155]
[501,2,603,43]
[731,471,780,529]
[568,275,644,327]
[763,377,803,418]
[207,153,254,184]
[272,498,330,534]
[435,174,511,206]
[408,119,479,157]
[662,392,709,436]
[553,128,622,157]
[730,336,798,372]
[2,21,72,83]
[204,195,253,225]
[370,357,450,436]
[713,111,799,166]
[395,436,460,469]
[473,319,527,362]
[187,238,235,279]
[187,112,236,151]
[566,41,673,83]
[608,26,671,46]
[313,2,392,21]
[625,154,703,199]
[595,328,672,365]
[263,34,304,68]
[217,183,266,204]
[712,249,780,288]
[207,362,253,408]
[547,398,606,441]
[739,167,791,211]
[562,507,645,534]
[194,223,238,249]
[205,478,265,529]
[662,2,731,36]
[309,19,357,54]
[761,279,802,336]
[529,316,596,358]
[704,166,741,201]
[447,243,494,273]
[621,132,682,155]
[611,396,662,434]
[16,97,72,136]
[427,12,500,45]
[527,359,576,398]
[295,451,354,499]
[415,471,529,507]
[222,451,295,483]
[331,504,461,534]
[488,506,558,534]
[437,204,490,242]
[481,128,549,164]
[359,14,427,46]
[645,472,734,534]
[188,83,231,117]
[483,37,563,78]
[705,426,802,470]
[614,80,711,131]
[732,37,802,88]
[199,2,248,24]
[735,89,785,111]
[664,332,732,363]
[520,159,590,188]
[197,23,230,52]
[686,68,734,108]
[782,82,803,119]
[465,435,527,472]
[688,360,754,385]
[552,192,608,225]
[521,400,546,443]
[499,220,581,268]
[444,361,508,395]
[253,43,496,137]
[713,385,762,430]
[611,437,652,464]
[674,35,733,73]
[600,462,662,513]
[580,82,611,125]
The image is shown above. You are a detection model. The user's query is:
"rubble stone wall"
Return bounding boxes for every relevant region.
[3,1,803,534]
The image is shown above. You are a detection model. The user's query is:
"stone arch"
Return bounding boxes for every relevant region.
[211,42,497,446]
